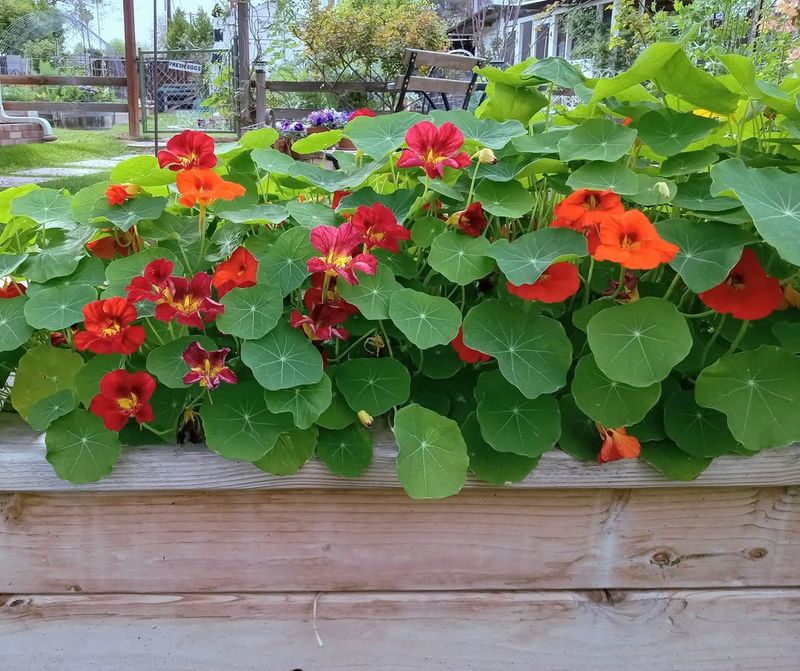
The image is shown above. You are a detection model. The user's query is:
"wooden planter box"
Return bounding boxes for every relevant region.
[2,411,799,669]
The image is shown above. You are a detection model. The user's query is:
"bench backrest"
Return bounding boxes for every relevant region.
[393,49,485,112]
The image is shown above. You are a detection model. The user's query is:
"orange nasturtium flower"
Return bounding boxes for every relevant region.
[176,168,246,208]
[592,210,679,270]
[596,424,641,464]
[551,189,624,253]
[105,182,140,206]
[212,246,259,298]
[506,262,581,303]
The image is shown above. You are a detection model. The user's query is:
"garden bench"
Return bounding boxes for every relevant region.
[390,48,485,112]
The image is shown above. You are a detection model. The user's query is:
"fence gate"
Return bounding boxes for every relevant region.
[138,47,238,136]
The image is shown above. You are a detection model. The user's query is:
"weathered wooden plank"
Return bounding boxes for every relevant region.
[1,414,799,491]
[1,487,797,592]
[0,75,128,86]
[2,102,128,113]
[2,590,799,670]
[260,80,387,93]
[403,75,474,95]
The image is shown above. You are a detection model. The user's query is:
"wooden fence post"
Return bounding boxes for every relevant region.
[254,62,266,126]
[122,0,141,139]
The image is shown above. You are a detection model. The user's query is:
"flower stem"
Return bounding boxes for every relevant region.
[582,257,595,307]
[662,273,681,300]
[466,160,481,207]
[195,203,207,271]
[727,319,750,355]
[378,320,394,359]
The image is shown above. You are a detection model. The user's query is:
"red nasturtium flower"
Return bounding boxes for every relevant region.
[182,341,238,389]
[449,202,488,237]
[349,108,376,120]
[176,169,246,208]
[105,182,140,206]
[698,248,783,320]
[212,246,259,298]
[307,223,378,285]
[351,203,411,253]
[0,281,25,299]
[303,275,358,315]
[74,298,146,356]
[597,424,641,464]
[396,121,471,179]
[291,303,351,342]
[450,327,491,364]
[155,273,224,328]
[89,369,156,431]
[87,229,141,260]
[551,189,624,253]
[126,258,174,303]
[331,190,351,210]
[157,129,217,171]
[592,210,679,270]
[506,262,580,303]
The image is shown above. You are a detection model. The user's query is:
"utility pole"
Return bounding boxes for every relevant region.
[166,0,172,24]
[236,0,251,130]
[122,0,142,138]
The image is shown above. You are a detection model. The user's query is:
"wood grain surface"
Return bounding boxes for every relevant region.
[1,486,797,593]
[2,590,799,670]
[2,414,799,492]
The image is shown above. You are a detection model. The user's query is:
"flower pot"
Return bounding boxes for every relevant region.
[305,125,328,134]
[337,138,356,151]
[273,137,302,160]
[1,410,798,667]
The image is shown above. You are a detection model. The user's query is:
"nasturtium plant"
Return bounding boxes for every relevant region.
[2,44,800,497]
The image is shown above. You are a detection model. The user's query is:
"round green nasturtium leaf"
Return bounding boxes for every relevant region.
[111,154,175,186]
[0,296,33,352]
[200,380,294,461]
[513,128,570,154]
[429,109,527,149]
[393,403,469,499]
[285,199,341,228]
[476,371,561,458]
[27,389,77,431]
[23,284,97,331]
[566,161,640,195]
[695,346,800,451]
[488,228,587,286]
[571,355,661,427]
[572,298,615,333]
[410,375,451,416]
[411,216,447,248]
[656,219,752,293]
[316,423,373,477]
[663,390,741,457]
[93,195,168,232]
[673,175,740,212]
[464,411,539,485]
[639,440,713,481]
[291,129,343,154]
[772,322,800,353]
[217,284,284,340]
[26,256,105,297]
[558,394,599,462]
[463,299,572,399]
[11,345,84,420]
[587,297,692,387]
[74,354,125,407]
[215,203,289,226]
[428,231,494,285]
[241,321,324,391]
[473,180,536,218]
[558,118,637,162]
[660,149,719,178]
[315,375,356,429]
[337,264,402,320]
[0,253,28,277]
[335,357,411,416]
[388,289,461,350]
[420,344,463,380]
[147,386,189,438]
[263,374,332,429]
[343,110,419,158]
[253,426,318,475]
[254,226,315,296]
[146,335,217,389]
[45,409,121,483]
[633,108,718,156]
[11,188,73,227]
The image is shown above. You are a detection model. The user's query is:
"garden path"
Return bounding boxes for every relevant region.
[0,153,139,188]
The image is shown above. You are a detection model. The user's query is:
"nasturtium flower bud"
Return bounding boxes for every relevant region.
[357,410,374,428]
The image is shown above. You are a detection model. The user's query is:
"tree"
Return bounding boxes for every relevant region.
[189,8,214,49]
[166,8,192,50]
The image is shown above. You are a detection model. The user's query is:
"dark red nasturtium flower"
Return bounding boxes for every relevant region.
[506,262,580,303]
[449,202,488,238]
[307,223,378,285]
[155,272,224,329]
[396,121,471,179]
[157,129,217,171]
[450,327,490,364]
[105,182,140,206]
[87,229,141,260]
[331,190,351,210]
[0,281,25,299]
[291,291,351,342]
[212,246,259,298]
[304,274,358,315]
[551,189,624,253]
[74,297,146,356]
[126,258,175,303]
[89,369,156,431]
[698,248,783,320]
[596,424,641,464]
[182,341,238,390]
[351,203,411,253]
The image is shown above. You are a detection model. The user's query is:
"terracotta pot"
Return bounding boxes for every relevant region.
[305,125,328,134]
[273,137,302,160]
[337,138,356,151]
